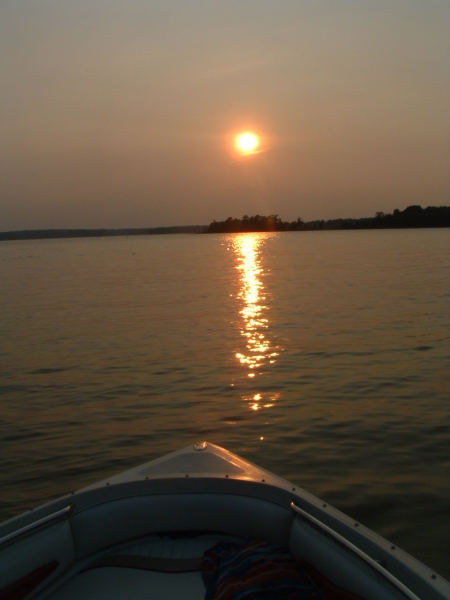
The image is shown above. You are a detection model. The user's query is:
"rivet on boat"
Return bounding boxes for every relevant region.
[292,487,295,491]
[432,574,437,579]
[355,523,359,527]
[106,482,109,486]
[323,504,327,508]
[391,546,396,550]
[225,474,229,478]
[262,479,265,482]
[185,474,189,478]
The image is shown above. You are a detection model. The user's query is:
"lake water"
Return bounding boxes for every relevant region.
[1,229,449,578]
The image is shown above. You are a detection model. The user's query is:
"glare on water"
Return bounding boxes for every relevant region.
[232,234,278,410]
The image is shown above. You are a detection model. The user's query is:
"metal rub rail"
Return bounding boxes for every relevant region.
[290,501,421,600]
[0,506,71,549]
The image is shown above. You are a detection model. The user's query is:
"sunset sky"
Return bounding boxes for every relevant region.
[1,1,449,230]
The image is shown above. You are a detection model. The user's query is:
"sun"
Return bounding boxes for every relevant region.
[235,132,259,154]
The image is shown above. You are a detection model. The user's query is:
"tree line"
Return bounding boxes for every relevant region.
[204,205,450,233]
[206,214,304,233]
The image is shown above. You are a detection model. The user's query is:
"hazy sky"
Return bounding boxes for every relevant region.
[1,1,449,229]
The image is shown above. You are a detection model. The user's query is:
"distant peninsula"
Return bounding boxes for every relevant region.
[0,225,206,242]
[205,205,450,233]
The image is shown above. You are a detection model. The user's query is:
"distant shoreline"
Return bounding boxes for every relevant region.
[0,225,207,242]
[1,205,449,241]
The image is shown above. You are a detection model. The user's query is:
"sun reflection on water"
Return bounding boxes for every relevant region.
[231,234,279,411]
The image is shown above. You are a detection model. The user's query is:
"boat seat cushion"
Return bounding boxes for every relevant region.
[41,534,242,600]
[71,494,293,559]
[43,568,205,600]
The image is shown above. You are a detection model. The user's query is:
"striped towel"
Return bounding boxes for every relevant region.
[201,540,325,600]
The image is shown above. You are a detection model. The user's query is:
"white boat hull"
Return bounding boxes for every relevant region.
[1,443,449,600]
